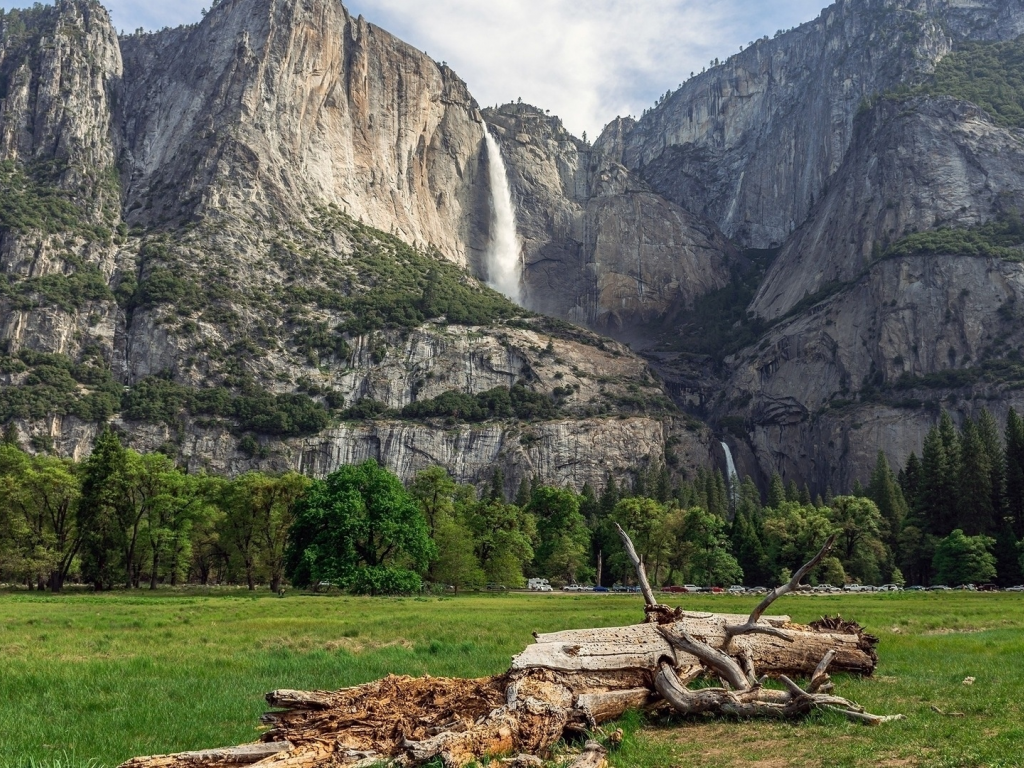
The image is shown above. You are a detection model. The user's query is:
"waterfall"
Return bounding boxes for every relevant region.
[483,127,523,304]
[721,441,740,505]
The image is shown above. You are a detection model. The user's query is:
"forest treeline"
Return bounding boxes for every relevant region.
[1,408,1023,594]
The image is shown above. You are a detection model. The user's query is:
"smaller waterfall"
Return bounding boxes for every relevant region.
[483,127,523,304]
[721,441,740,506]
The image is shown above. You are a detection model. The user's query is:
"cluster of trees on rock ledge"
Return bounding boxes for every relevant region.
[2,411,1024,594]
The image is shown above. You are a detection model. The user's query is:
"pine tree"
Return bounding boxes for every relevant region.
[514,476,531,508]
[489,467,506,503]
[1005,407,1024,538]
[958,418,994,535]
[993,522,1023,586]
[785,480,800,503]
[919,424,958,536]
[795,484,810,505]
[598,473,620,517]
[767,473,785,508]
[977,409,1005,520]
[867,450,909,551]
[77,429,128,591]
[899,452,922,512]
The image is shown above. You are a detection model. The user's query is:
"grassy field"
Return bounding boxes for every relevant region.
[1,590,1022,768]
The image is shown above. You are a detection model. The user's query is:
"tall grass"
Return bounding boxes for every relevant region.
[0,591,1021,767]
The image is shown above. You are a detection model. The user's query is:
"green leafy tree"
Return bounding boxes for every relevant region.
[0,446,82,591]
[530,486,591,583]
[467,498,534,587]
[828,496,886,585]
[932,529,997,585]
[285,459,434,593]
[432,514,485,593]
[610,497,668,583]
[679,507,742,588]
[762,501,833,585]
[77,429,128,590]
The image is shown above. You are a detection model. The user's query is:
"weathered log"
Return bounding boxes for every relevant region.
[121,530,896,768]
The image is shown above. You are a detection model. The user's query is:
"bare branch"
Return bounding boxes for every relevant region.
[808,649,836,693]
[725,533,837,640]
[614,523,658,609]
[657,626,750,692]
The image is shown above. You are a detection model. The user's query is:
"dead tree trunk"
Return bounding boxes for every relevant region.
[121,532,896,768]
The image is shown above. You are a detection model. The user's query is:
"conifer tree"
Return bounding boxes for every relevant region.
[785,480,800,503]
[1005,408,1024,538]
[867,450,909,551]
[489,468,506,503]
[798,484,812,505]
[919,424,958,535]
[977,409,1005,519]
[598,473,620,517]
[514,476,531,508]
[958,418,994,535]
[899,452,922,513]
[767,473,786,508]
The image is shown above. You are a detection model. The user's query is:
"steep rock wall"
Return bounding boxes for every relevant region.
[751,97,1024,319]
[723,253,1024,489]
[620,0,1024,249]
[484,105,734,330]
[119,0,491,267]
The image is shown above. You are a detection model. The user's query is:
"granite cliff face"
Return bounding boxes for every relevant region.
[751,96,1024,319]
[484,105,734,330]
[118,0,490,267]
[721,253,1024,490]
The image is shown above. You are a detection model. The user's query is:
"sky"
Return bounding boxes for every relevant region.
[17,0,829,137]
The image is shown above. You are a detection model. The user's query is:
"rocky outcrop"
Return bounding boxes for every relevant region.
[618,0,1024,249]
[484,104,734,330]
[722,253,1024,488]
[751,96,1024,319]
[119,0,491,267]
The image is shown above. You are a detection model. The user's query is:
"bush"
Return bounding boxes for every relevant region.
[348,566,423,596]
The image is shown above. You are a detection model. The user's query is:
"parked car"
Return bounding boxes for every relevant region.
[611,584,629,593]
[593,585,610,593]
[682,584,701,593]
[976,583,998,592]
[927,584,952,591]
[906,585,926,591]
[662,585,687,593]
[710,586,724,593]
[747,586,768,594]
[1006,585,1024,592]
[878,584,902,592]
[486,583,507,591]
[955,584,977,591]
[727,585,746,594]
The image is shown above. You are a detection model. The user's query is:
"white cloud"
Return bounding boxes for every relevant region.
[9,0,829,136]
[343,0,828,136]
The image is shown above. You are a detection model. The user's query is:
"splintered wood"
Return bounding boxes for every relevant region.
[121,533,897,768]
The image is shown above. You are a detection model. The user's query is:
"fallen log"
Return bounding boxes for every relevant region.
[121,532,895,768]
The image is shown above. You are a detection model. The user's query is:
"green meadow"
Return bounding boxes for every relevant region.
[1,591,1022,768]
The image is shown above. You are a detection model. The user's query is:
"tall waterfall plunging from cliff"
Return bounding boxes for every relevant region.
[721,441,740,506]
[484,127,523,304]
